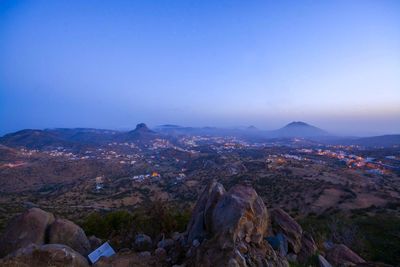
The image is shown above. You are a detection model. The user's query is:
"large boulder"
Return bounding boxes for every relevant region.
[326,244,366,266]
[0,243,89,267]
[0,208,55,257]
[48,218,91,256]
[211,185,269,247]
[271,208,303,253]
[186,180,225,244]
[186,182,288,267]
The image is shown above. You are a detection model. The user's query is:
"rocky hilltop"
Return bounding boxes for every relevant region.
[0,181,382,267]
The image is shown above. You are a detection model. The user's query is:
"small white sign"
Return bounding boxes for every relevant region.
[88,241,116,264]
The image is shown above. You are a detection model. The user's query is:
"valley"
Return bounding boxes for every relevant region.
[0,123,399,265]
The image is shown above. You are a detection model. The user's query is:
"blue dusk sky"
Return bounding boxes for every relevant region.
[0,0,399,136]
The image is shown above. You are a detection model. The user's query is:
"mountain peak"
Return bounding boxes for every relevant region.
[285,121,310,127]
[247,125,258,130]
[134,123,151,132]
[272,121,329,138]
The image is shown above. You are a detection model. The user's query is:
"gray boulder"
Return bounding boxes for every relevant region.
[0,243,89,267]
[326,244,366,266]
[185,180,225,244]
[157,238,175,251]
[185,182,288,267]
[271,208,303,253]
[0,208,55,257]
[318,255,333,267]
[48,218,91,256]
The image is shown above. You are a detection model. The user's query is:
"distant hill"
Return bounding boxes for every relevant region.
[267,121,329,138]
[0,124,163,150]
[118,123,160,142]
[0,128,117,149]
[1,123,398,149]
[327,134,400,148]
[0,145,19,162]
[0,129,69,149]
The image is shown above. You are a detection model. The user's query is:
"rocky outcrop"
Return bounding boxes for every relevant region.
[0,183,373,267]
[319,254,333,267]
[0,243,89,267]
[185,182,288,267]
[48,218,91,256]
[186,180,225,244]
[326,244,366,266]
[211,185,269,246]
[0,208,97,266]
[297,231,317,263]
[0,208,55,257]
[271,208,303,254]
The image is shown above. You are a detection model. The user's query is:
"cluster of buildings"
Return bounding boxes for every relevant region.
[298,148,392,174]
[131,171,161,182]
[149,138,173,150]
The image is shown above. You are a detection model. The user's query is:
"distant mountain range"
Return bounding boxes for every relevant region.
[155,121,329,139]
[0,128,119,149]
[1,122,399,149]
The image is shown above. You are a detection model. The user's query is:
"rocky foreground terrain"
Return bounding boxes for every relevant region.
[0,181,383,267]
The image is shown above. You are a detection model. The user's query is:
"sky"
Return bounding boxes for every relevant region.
[0,0,399,136]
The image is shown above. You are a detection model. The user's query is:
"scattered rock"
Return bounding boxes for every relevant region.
[266,233,288,256]
[271,208,303,253]
[155,247,167,259]
[0,243,89,267]
[298,231,317,263]
[133,234,153,252]
[286,253,297,262]
[318,255,333,267]
[89,235,103,250]
[118,248,132,254]
[157,238,175,251]
[354,262,393,267]
[192,239,200,247]
[22,201,38,209]
[326,244,366,266]
[0,208,55,257]
[323,240,334,250]
[48,218,91,256]
[139,251,152,258]
[171,232,183,241]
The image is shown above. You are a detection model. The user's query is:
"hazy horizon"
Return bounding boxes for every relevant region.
[1,1,399,136]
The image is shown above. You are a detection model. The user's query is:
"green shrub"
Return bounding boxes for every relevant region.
[80,201,191,249]
[299,213,400,266]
